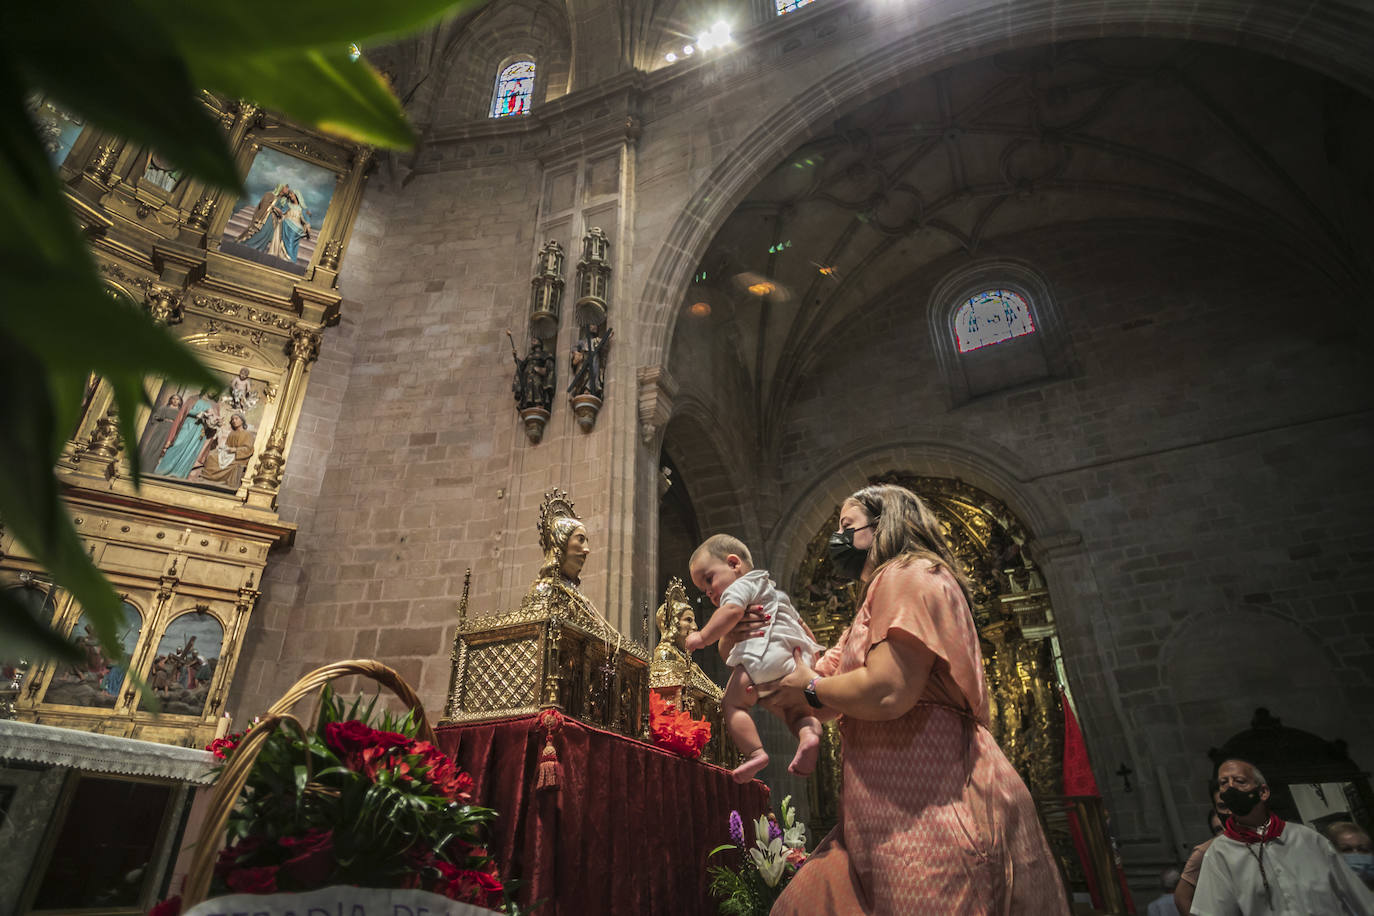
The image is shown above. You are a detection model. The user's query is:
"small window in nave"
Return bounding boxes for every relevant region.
[776,0,816,14]
[953,289,1037,353]
[490,61,535,118]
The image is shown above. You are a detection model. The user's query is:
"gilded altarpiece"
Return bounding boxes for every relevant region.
[794,474,1069,839]
[0,94,373,747]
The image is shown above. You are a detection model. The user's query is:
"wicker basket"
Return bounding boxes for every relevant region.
[181,659,438,907]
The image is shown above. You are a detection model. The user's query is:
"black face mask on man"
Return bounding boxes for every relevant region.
[827,522,876,581]
[1219,786,1264,817]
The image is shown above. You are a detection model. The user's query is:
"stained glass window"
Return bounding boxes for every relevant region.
[776,0,816,14]
[490,61,535,118]
[953,289,1036,352]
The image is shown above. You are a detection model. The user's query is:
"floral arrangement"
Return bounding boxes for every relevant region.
[707,796,809,915]
[648,690,712,759]
[153,688,512,914]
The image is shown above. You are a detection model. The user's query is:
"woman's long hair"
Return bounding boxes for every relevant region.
[846,484,974,607]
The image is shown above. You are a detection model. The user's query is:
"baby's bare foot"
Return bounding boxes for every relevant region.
[732,749,769,784]
[788,731,821,776]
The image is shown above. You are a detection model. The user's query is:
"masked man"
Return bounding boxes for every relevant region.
[1192,759,1373,915]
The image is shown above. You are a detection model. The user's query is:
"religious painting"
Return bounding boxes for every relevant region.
[28,95,85,167]
[141,149,184,193]
[42,601,142,709]
[219,146,337,274]
[138,611,223,716]
[138,366,266,491]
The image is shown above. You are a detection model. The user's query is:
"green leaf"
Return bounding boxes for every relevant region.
[191,48,415,149]
[0,590,81,664]
[47,370,91,460]
[0,4,242,190]
[140,0,481,58]
[0,277,216,385]
[0,71,105,268]
[109,372,151,485]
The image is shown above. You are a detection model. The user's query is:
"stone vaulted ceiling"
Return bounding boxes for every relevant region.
[678,38,1374,450]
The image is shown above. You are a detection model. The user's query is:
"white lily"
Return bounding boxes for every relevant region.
[749,835,787,887]
[754,814,772,847]
[784,820,806,849]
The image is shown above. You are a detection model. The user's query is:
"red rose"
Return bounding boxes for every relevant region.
[225,865,279,894]
[278,828,334,888]
[419,753,475,802]
[149,896,182,916]
[323,721,409,767]
[206,732,244,760]
[215,836,265,878]
[443,868,504,907]
[358,745,415,783]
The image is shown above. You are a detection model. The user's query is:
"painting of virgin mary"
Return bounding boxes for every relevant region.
[220,147,336,273]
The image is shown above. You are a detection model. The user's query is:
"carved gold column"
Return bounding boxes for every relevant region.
[184,102,259,234]
[310,148,373,286]
[245,323,321,510]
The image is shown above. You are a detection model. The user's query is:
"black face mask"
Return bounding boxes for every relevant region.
[1219,786,1264,817]
[827,523,875,581]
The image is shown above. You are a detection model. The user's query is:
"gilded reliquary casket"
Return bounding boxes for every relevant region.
[441,585,649,737]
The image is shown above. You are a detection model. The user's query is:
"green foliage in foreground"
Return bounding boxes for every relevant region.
[0,1,482,684]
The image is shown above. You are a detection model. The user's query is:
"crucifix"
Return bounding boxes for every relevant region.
[1115,763,1134,793]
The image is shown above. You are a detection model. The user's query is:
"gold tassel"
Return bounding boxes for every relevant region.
[535,708,563,791]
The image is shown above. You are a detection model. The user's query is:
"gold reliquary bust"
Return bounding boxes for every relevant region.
[441,490,649,736]
[650,577,729,764]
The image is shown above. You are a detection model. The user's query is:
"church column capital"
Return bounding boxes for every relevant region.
[636,365,678,448]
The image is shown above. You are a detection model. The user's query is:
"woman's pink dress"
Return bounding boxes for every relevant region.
[772,560,1068,915]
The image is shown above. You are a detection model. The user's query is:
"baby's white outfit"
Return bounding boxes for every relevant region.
[722,569,824,684]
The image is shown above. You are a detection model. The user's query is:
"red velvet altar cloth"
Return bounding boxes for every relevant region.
[437,715,771,915]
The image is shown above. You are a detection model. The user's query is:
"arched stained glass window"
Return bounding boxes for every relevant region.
[775,0,816,13]
[953,289,1036,352]
[490,61,535,118]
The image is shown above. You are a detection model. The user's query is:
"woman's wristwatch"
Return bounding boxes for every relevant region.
[804,676,823,709]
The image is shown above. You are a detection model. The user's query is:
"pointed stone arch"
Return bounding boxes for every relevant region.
[637,0,1374,371]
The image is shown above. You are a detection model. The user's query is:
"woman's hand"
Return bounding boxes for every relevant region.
[755,648,817,704]
[718,605,769,661]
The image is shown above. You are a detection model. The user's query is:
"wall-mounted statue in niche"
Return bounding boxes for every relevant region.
[508,332,555,411]
[507,331,555,444]
[568,322,612,431]
[568,322,612,401]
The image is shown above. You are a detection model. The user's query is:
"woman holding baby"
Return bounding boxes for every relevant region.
[754,483,1067,915]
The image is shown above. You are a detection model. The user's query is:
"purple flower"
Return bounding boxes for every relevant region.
[728,810,745,847]
[768,813,782,842]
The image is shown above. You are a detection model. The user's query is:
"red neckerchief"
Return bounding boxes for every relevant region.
[1224,813,1285,844]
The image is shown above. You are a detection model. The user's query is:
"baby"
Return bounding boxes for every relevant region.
[685,534,824,783]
